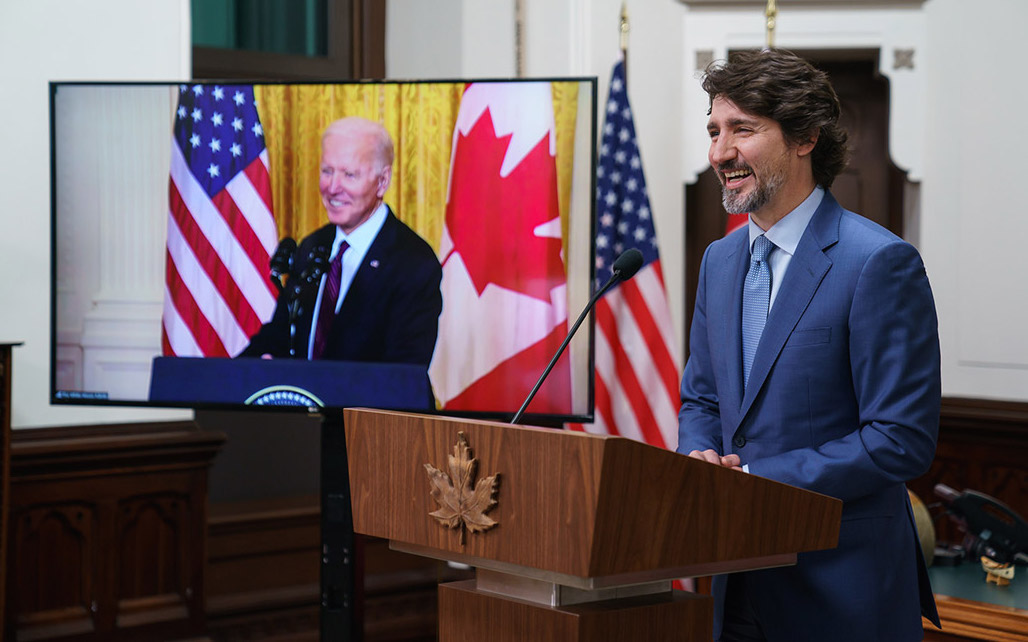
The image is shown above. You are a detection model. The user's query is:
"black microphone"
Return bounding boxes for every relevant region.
[288,246,331,300]
[612,247,644,281]
[284,246,330,358]
[300,246,330,285]
[510,248,645,424]
[269,237,296,291]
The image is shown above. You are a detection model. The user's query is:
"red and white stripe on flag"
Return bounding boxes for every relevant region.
[162,84,279,358]
[587,260,681,449]
[429,82,572,415]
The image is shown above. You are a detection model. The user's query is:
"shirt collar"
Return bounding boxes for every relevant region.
[747,186,824,256]
[332,202,388,257]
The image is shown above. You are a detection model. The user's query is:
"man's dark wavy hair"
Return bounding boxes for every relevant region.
[701,49,849,188]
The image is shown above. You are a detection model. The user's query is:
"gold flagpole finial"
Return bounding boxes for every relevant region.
[765,0,778,49]
[619,3,630,54]
[620,2,630,85]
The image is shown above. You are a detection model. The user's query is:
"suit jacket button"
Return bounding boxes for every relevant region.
[732,435,746,448]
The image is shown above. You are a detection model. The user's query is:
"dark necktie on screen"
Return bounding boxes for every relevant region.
[742,234,774,389]
[311,241,348,360]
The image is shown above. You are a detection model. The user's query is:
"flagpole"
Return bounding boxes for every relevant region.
[766,0,778,49]
[515,0,525,77]
[620,3,629,85]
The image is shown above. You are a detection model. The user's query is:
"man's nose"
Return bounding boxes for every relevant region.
[327,173,346,193]
[709,135,735,166]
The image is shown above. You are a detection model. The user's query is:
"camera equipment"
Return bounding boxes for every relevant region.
[935,483,1028,566]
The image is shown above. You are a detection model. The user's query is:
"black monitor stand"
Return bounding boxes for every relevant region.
[320,410,362,641]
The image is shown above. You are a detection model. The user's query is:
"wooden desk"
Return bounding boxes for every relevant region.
[925,564,1028,641]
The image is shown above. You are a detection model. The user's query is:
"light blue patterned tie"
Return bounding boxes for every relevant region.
[742,234,774,389]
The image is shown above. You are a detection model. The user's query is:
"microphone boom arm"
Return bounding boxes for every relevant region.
[510,267,624,425]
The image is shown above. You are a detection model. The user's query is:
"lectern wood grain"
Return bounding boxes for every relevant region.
[344,408,841,580]
[438,580,711,642]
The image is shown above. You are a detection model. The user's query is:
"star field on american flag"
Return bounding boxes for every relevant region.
[595,64,657,289]
[173,84,266,197]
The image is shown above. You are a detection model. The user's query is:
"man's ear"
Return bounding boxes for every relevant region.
[377,166,393,197]
[796,131,819,158]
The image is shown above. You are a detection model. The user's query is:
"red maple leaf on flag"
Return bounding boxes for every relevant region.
[445,107,565,303]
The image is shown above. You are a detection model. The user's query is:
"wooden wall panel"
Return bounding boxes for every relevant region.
[908,398,1028,547]
[12,502,96,636]
[4,422,223,641]
[0,343,17,631]
[205,496,472,641]
[910,398,1028,641]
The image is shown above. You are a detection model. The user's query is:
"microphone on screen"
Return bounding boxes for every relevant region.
[269,237,297,292]
[283,245,330,358]
[300,246,331,286]
[287,245,331,302]
[510,248,644,425]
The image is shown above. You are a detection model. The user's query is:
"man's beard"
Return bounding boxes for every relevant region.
[719,162,787,215]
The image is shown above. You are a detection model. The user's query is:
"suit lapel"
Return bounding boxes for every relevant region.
[734,193,842,430]
[339,208,396,315]
[711,231,749,428]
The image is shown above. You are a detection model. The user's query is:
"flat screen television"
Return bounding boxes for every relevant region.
[50,78,598,422]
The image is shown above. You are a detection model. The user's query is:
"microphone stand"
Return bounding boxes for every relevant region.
[288,298,301,358]
[510,269,624,425]
[286,247,330,358]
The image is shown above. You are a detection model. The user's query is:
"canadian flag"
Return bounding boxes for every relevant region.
[429,82,572,415]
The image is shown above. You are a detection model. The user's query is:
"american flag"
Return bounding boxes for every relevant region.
[726,212,748,235]
[574,61,680,449]
[162,84,279,357]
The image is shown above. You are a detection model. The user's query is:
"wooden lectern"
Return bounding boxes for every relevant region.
[344,408,842,641]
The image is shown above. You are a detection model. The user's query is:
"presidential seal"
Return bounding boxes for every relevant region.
[245,385,324,408]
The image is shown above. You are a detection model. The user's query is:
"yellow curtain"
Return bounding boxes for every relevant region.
[552,82,580,245]
[254,82,580,253]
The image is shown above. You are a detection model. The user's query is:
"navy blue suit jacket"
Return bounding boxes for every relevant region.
[678,191,941,641]
[241,209,442,368]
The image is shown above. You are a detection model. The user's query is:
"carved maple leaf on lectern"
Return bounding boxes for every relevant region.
[424,432,500,545]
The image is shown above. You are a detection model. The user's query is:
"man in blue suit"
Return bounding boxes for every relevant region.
[241,117,442,367]
[677,49,941,641]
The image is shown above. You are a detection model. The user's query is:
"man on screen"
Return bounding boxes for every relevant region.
[677,50,941,641]
[241,117,442,367]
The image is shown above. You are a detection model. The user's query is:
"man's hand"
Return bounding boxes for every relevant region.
[687,449,742,471]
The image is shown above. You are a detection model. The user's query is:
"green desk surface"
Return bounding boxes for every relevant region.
[929,562,1028,611]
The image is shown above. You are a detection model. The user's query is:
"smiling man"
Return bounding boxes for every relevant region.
[241,117,442,366]
[677,50,941,641]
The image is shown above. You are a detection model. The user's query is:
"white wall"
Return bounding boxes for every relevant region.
[387,0,517,79]
[921,0,1028,400]
[0,0,193,428]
